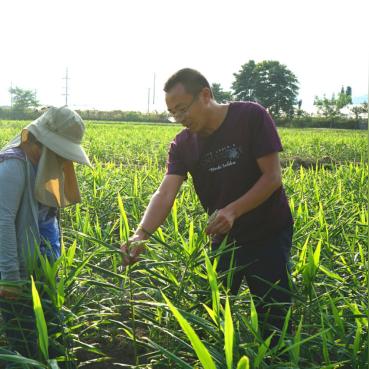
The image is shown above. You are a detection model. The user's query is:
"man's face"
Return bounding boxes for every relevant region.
[166,83,208,133]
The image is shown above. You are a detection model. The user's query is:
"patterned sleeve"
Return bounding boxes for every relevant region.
[166,140,188,179]
[250,104,283,159]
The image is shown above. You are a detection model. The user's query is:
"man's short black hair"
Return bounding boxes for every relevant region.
[164,68,213,97]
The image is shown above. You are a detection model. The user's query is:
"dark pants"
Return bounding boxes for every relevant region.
[215,224,293,346]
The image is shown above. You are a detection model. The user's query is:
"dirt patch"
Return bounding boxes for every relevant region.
[281,156,340,170]
[77,336,137,368]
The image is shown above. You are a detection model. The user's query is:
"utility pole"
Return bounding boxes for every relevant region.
[147,88,151,113]
[9,81,13,119]
[10,81,13,109]
[153,72,156,105]
[62,68,70,106]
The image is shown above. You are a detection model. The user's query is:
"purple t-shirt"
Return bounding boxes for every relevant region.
[166,101,293,243]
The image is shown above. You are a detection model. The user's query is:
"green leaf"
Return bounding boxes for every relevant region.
[31,276,49,361]
[250,294,258,333]
[202,303,218,326]
[117,193,130,241]
[204,249,220,324]
[171,198,178,235]
[291,315,303,363]
[224,296,234,369]
[353,320,362,362]
[313,239,322,267]
[162,293,217,369]
[0,354,46,367]
[236,356,250,369]
[319,264,344,282]
[66,240,77,267]
[254,334,272,368]
[276,307,292,350]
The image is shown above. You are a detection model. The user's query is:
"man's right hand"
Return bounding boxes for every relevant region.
[120,232,147,267]
[119,175,184,267]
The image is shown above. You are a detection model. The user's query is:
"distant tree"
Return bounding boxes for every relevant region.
[232,60,299,117]
[315,86,354,118]
[296,99,303,117]
[211,83,232,103]
[232,60,257,101]
[350,102,368,120]
[345,86,352,101]
[9,86,39,111]
[336,85,352,109]
[314,94,339,119]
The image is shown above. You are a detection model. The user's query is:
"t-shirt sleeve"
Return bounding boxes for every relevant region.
[250,104,283,159]
[166,140,188,179]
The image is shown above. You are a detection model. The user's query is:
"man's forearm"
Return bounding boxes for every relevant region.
[134,191,174,239]
[225,173,282,220]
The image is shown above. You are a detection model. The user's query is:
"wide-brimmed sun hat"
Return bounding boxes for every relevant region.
[26,106,91,167]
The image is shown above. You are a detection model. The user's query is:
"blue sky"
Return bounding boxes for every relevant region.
[0,0,367,113]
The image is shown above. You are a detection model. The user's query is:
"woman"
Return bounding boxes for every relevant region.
[0,106,91,367]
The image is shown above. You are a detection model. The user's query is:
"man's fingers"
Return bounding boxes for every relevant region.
[122,255,131,266]
[120,244,132,266]
[129,241,146,256]
[120,240,146,267]
[206,217,231,235]
[206,220,221,234]
[217,225,230,235]
[130,247,144,260]
[120,244,128,256]
[206,218,219,233]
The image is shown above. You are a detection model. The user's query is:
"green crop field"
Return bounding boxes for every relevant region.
[0,120,368,369]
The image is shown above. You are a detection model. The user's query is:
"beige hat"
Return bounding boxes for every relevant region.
[3,106,91,208]
[26,106,91,166]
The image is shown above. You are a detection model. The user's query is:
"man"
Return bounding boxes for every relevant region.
[0,106,91,368]
[121,68,293,344]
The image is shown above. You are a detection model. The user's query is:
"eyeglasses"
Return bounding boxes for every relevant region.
[168,94,198,122]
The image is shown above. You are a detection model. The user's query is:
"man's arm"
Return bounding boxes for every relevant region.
[206,152,282,235]
[121,174,184,265]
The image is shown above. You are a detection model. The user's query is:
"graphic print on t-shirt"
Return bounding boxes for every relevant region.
[200,144,243,173]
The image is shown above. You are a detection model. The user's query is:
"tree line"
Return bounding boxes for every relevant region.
[212,60,367,122]
[1,60,367,128]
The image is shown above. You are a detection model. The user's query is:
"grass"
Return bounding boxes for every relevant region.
[0,120,367,368]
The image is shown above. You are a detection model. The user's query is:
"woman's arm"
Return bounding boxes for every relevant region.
[0,159,26,281]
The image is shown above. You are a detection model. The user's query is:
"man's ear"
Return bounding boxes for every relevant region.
[201,87,213,103]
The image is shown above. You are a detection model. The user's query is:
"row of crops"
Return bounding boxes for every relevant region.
[0,121,368,368]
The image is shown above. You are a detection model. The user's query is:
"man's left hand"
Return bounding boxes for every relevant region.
[205,207,236,235]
